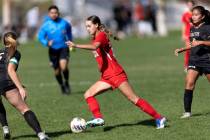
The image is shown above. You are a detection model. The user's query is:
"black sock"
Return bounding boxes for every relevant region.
[55,73,63,86]
[23,110,42,134]
[63,69,69,84]
[184,89,193,112]
[0,102,8,126]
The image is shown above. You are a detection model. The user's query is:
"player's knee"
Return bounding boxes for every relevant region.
[185,80,195,90]
[21,108,30,115]
[61,67,68,73]
[60,62,67,70]
[54,69,60,75]
[84,90,92,99]
[60,66,66,71]
[15,103,30,114]
[84,88,100,99]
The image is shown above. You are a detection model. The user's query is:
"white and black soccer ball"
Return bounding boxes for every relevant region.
[70,117,86,133]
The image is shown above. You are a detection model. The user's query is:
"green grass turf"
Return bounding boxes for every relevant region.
[1,31,210,140]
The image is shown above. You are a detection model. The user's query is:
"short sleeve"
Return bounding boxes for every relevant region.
[94,32,106,44]
[9,51,21,65]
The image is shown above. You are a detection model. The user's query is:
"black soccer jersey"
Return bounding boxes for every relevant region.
[0,48,21,87]
[189,24,210,67]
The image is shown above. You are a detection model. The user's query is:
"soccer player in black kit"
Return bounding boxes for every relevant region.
[175,6,210,118]
[0,32,50,140]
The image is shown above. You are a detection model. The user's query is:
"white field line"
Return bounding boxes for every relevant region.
[25,81,93,88]
[24,80,138,88]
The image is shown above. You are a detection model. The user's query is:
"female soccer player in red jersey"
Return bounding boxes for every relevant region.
[66,15,166,129]
[181,0,195,71]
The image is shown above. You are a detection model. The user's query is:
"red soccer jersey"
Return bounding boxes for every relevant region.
[181,11,192,38]
[92,31,124,79]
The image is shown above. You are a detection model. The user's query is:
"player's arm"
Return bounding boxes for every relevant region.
[175,38,202,56]
[66,22,73,41]
[7,59,26,100]
[175,40,210,56]
[8,63,21,89]
[174,46,191,56]
[191,40,210,47]
[38,25,49,47]
[66,41,101,50]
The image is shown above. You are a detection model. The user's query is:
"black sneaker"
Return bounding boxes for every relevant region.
[60,84,66,94]
[3,133,11,140]
[64,82,71,94]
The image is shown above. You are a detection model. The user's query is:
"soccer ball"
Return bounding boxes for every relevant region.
[70,117,86,133]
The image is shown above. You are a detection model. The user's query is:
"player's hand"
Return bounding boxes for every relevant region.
[191,40,202,47]
[18,87,27,101]
[69,47,76,52]
[48,40,53,47]
[174,48,181,56]
[66,41,76,49]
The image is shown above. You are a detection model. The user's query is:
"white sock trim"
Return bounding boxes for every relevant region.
[3,126,9,133]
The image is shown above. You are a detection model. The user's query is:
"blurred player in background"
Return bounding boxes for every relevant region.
[38,5,72,95]
[66,15,166,129]
[181,0,196,71]
[0,31,49,140]
[175,6,210,118]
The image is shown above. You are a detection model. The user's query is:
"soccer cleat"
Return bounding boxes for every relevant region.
[60,84,66,94]
[156,117,166,129]
[64,82,71,94]
[60,83,71,95]
[180,112,191,119]
[2,126,11,140]
[38,132,50,140]
[86,118,105,127]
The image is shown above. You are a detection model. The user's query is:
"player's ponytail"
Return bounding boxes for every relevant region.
[204,9,210,24]
[87,15,119,41]
[99,24,119,41]
[3,31,18,48]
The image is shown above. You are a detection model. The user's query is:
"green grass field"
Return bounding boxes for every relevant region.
[1,31,210,140]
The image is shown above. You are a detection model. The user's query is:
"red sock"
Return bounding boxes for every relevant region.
[86,96,103,118]
[135,98,162,119]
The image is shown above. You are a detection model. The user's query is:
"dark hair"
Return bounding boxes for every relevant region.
[86,15,119,40]
[48,5,59,12]
[3,31,17,46]
[191,6,210,25]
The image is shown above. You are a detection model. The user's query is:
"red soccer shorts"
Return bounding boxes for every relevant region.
[100,72,128,89]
